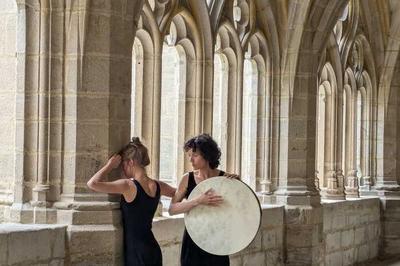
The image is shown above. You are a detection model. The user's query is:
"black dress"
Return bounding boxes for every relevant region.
[181,171,230,266]
[121,179,162,266]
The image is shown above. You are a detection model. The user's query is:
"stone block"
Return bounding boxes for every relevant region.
[261,206,284,228]
[341,229,354,248]
[67,224,122,265]
[0,94,15,120]
[160,244,180,266]
[242,230,262,253]
[0,233,7,265]
[369,241,379,260]
[8,229,51,265]
[355,243,369,262]
[326,232,341,252]
[325,251,343,266]
[229,255,242,266]
[77,95,109,121]
[242,252,265,266]
[343,248,355,266]
[266,249,283,266]
[263,229,277,250]
[383,221,400,237]
[332,214,346,230]
[285,206,322,226]
[153,217,185,245]
[382,238,400,256]
[286,246,318,265]
[50,226,66,258]
[355,226,367,245]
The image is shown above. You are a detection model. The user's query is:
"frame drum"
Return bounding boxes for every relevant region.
[184,176,262,255]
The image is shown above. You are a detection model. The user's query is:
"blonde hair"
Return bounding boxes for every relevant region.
[119,137,150,167]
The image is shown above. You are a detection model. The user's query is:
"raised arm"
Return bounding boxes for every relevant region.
[158,181,176,197]
[168,174,223,215]
[87,154,136,200]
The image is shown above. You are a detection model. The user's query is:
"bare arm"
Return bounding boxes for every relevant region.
[168,174,223,215]
[87,155,136,200]
[158,181,176,198]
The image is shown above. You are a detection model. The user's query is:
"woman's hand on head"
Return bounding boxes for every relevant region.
[107,154,122,169]
[197,188,223,206]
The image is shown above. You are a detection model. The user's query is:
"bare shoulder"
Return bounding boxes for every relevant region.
[179,172,190,186]
[124,178,136,190]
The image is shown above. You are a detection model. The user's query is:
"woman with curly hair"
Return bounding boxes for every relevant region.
[168,133,238,266]
[87,137,176,266]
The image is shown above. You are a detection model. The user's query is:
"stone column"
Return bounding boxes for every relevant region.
[275,50,322,265]
[360,88,373,195]
[334,84,346,198]
[0,0,18,221]
[51,1,145,264]
[375,85,400,196]
[224,40,243,175]
[344,85,359,198]
[322,81,344,200]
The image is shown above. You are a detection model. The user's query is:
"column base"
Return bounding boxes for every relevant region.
[320,188,345,200]
[54,196,123,265]
[345,187,360,199]
[374,182,400,198]
[275,186,321,206]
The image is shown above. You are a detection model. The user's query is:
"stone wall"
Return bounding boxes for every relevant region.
[0,224,66,266]
[322,198,381,266]
[0,199,390,266]
[153,205,285,266]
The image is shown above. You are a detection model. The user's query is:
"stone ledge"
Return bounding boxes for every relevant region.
[0,223,66,266]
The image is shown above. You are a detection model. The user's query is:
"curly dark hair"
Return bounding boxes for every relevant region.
[184,134,221,169]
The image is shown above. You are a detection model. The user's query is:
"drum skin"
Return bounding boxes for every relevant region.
[184,176,262,255]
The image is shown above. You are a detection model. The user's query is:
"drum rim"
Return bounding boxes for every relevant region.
[184,176,263,255]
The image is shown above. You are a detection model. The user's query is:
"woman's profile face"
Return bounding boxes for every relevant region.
[187,149,208,170]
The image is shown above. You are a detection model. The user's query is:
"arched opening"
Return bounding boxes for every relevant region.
[316,84,327,188]
[131,37,144,137]
[241,54,258,188]
[159,42,183,185]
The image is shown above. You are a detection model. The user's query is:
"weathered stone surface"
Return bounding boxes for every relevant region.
[0,224,66,265]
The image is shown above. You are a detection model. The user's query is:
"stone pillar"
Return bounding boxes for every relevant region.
[7,0,62,224]
[275,49,322,265]
[51,1,144,264]
[344,85,359,198]
[375,78,400,196]
[322,79,345,200]
[360,88,373,195]
[0,0,18,221]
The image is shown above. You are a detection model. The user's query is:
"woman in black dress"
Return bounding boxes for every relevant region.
[169,134,238,266]
[87,137,176,266]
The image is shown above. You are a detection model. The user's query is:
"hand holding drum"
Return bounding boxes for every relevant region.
[184,176,262,256]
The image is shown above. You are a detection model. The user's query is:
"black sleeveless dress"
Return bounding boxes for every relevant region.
[121,179,162,266]
[181,171,230,266]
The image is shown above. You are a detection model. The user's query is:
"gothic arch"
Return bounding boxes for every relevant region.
[161,8,203,179]
[214,20,243,174]
[132,2,163,178]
